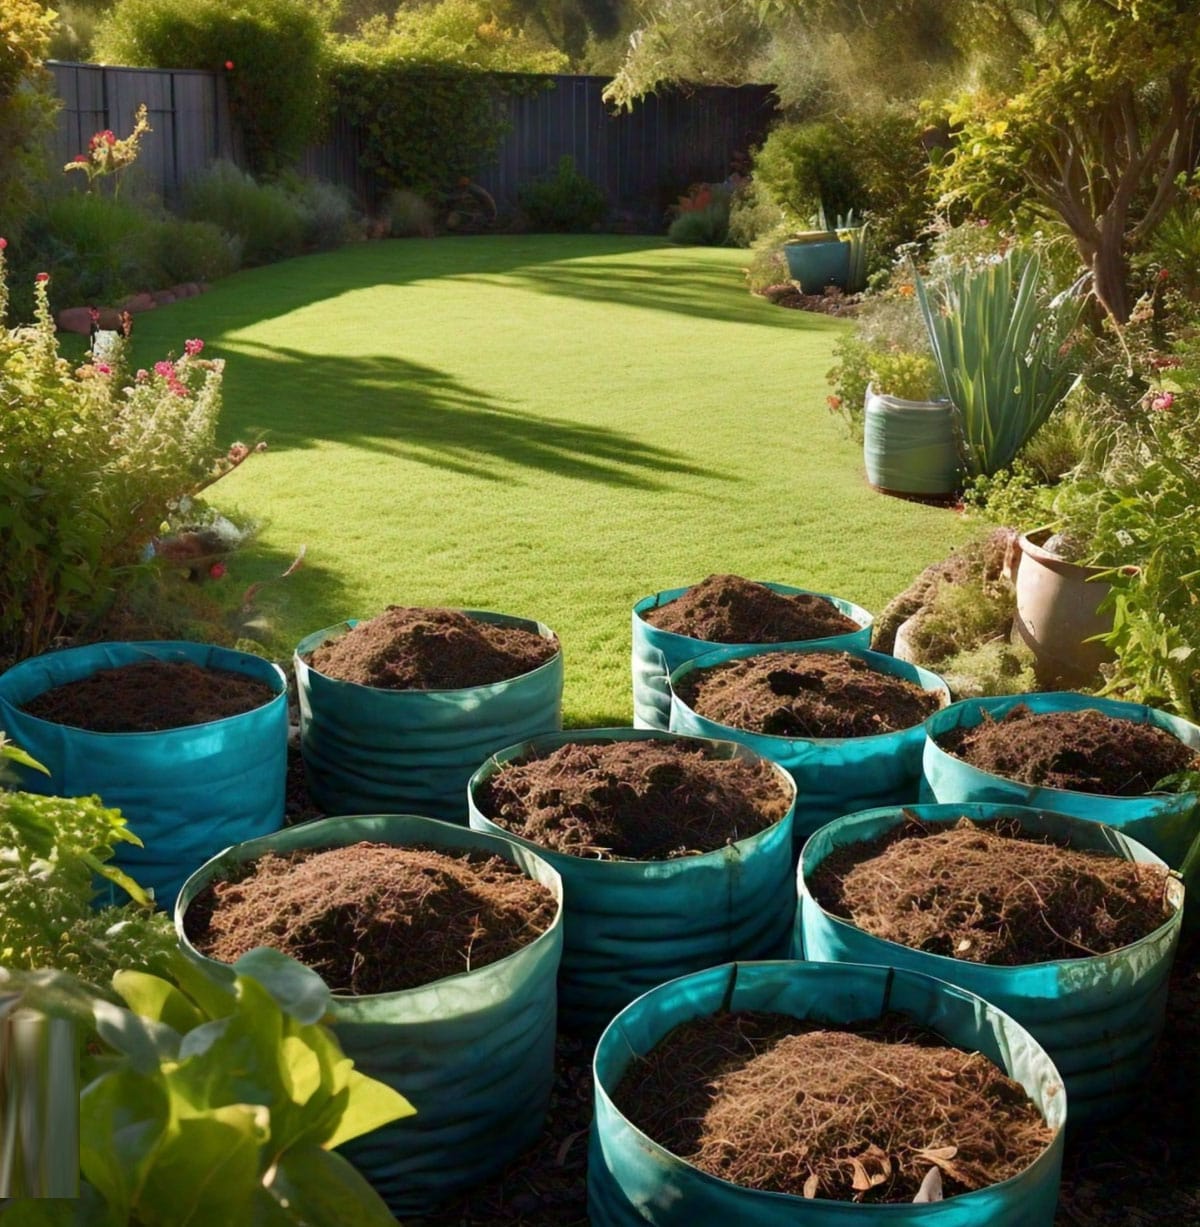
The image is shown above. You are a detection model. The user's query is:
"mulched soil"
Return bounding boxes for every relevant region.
[184,842,558,994]
[475,739,790,860]
[613,1011,1053,1202]
[809,816,1174,964]
[641,574,859,644]
[756,284,861,316]
[308,606,558,690]
[21,659,276,732]
[937,705,1199,795]
[677,649,941,738]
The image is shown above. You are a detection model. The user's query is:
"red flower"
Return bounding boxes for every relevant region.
[94,363,112,375]
[35,272,49,282]
[1158,268,1170,282]
[224,60,235,70]
[74,154,88,163]
[209,562,227,580]
[0,237,7,250]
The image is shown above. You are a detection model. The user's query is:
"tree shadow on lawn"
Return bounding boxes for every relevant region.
[224,340,732,491]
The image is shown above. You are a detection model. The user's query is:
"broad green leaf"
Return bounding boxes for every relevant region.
[92,998,180,1071]
[324,1066,415,1150]
[167,952,238,1020]
[80,1067,172,1216]
[81,852,150,907]
[280,1033,324,1107]
[265,1143,399,1227]
[233,948,332,1025]
[113,971,204,1033]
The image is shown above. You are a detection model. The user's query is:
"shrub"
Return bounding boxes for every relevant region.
[147,216,241,283]
[743,225,791,292]
[727,179,785,248]
[183,161,307,265]
[96,0,326,175]
[278,172,358,249]
[667,185,732,246]
[383,189,437,238]
[0,251,227,658]
[752,120,864,224]
[518,156,608,232]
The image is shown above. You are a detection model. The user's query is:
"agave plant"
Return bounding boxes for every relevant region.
[915,249,1084,477]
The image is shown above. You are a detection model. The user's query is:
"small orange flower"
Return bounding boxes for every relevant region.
[897,283,915,298]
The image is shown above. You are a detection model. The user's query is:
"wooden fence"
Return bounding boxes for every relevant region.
[49,63,777,219]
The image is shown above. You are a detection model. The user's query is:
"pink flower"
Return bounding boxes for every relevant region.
[94,363,112,375]
[1150,391,1175,412]
[153,360,174,378]
[0,237,7,250]
[228,442,250,463]
[88,306,100,322]
[169,378,189,398]
[35,272,49,283]
[184,338,204,356]
[209,562,227,580]
[136,369,149,381]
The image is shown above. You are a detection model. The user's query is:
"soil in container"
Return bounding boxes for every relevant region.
[184,842,558,994]
[677,651,940,738]
[308,607,559,690]
[810,816,1174,964]
[477,740,790,860]
[936,706,1199,795]
[21,660,276,732]
[613,1010,1053,1203]
[642,574,858,643]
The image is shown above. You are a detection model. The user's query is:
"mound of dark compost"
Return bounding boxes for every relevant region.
[477,739,790,860]
[677,650,940,738]
[642,574,858,644]
[22,660,275,732]
[936,706,1198,795]
[810,816,1174,964]
[185,841,558,994]
[309,606,558,690]
[614,1010,1053,1203]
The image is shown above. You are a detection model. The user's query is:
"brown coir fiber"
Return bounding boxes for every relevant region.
[308,606,558,690]
[185,842,557,994]
[642,574,859,644]
[477,740,790,860]
[810,816,1174,964]
[677,650,940,738]
[936,705,1198,795]
[22,660,275,732]
[614,1011,1053,1203]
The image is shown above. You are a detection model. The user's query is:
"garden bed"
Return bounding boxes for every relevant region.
[475,738,789,859]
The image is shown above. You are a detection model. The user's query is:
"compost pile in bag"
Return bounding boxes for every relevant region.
[811,816,1174,964]
[185,842,557,993]
[21,660,276,732]
[642,574,858,643]
[936,705,1198,795]
[308,606,558,689]
[614,1010,1053,1202]
[477,740,790,860]
[677,650,939,738]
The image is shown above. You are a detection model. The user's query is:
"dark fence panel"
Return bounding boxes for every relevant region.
[50,64,776,222]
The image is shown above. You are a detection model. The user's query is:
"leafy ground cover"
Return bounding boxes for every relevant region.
[125,236,970,725]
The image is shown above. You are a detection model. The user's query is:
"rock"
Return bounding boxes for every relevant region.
[152,290,177,306]
[55,306,94,335]
[120,292,157,313]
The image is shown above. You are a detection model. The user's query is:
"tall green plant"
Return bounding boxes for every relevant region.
[915,248,1084,477]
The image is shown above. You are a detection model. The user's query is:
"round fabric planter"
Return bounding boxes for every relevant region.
[863,385,961,498]
[668,644,949,852]
[921,693,1200,891]
[632,583,873,731]
[588,959,1066,1226]
[175,812,564,1217]
[796,802,1184,1123]
[469,728,798,1036]
[0,640,287,909]
[295,610,563,822]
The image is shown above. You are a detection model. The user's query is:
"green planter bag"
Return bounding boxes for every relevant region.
[296,610,563,822]
[589,960,1066,1226]
[176,813,564,1217]
[469,728,797,1035]
[796,802,1184,1123]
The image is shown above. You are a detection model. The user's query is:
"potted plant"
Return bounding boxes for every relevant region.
[782,209,851,293]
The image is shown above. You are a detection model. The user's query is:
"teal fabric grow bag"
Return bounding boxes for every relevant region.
[921,693,1200,889]
[783,238,851,293]
[863,387,961,497]
[0,640,286,909]
[796,803,1184,1123]
[667,644,949,851]
[295,611,563,822]
[588,960,1066,1226]
[175,813,563,1217]
[632,583,873,731]
[468,728,798,1036]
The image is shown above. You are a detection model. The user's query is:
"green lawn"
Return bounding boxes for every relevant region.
[129,236,970,725]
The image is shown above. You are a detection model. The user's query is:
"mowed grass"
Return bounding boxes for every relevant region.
[128,236,970,725]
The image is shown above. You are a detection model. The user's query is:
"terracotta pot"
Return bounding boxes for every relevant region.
[1012,528,1113,685]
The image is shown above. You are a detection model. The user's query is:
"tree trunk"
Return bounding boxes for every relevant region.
[1091,232,1130,324]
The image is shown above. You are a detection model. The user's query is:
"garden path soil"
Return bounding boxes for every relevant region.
[641,574,859,644]
[810,816,1173,965]
[185,842,557,994]
[613,1011,1052,1202]
[937,706,1198,795]
[282,755,1200,1227]
[21,660,275,732]
[476,740,790,860]
[677,650,940,738]
[308,606,558,690]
